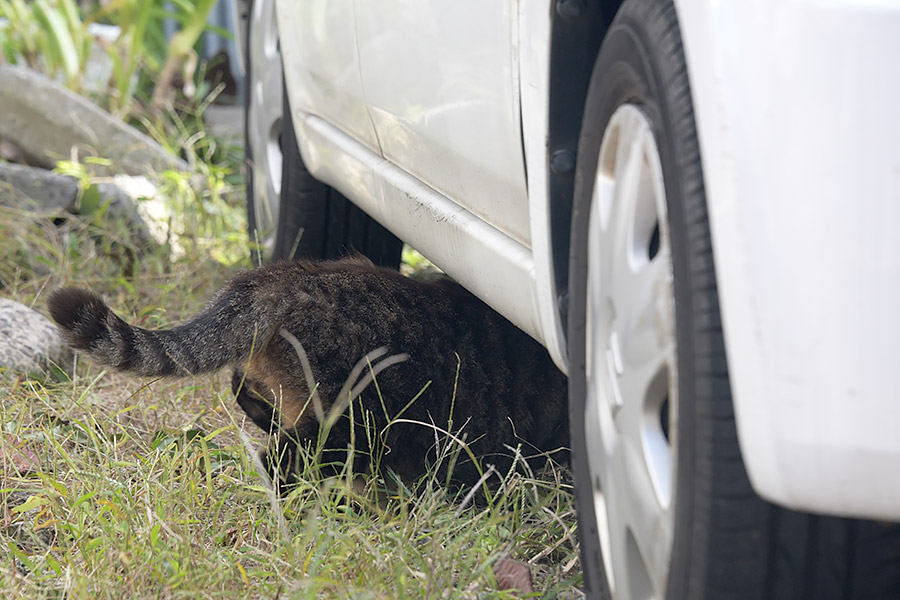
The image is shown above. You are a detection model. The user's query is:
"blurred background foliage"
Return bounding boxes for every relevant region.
[0,0,248,268]
[0,0,226,116]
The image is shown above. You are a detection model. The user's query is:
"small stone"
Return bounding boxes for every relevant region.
[0,298,72,376]
[1,434,40,476]
[0,140,24,163]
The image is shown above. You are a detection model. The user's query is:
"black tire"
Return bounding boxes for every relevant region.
[566,1,900,599]
[273,89,403,266]
[243,0,402,267]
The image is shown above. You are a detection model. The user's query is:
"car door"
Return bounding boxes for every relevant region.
[353,1,531,247]
[275,0,380,153]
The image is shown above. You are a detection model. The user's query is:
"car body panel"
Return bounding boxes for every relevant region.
[275,0,379,152]
[354,1,531,247]
[519,1,568,372]
[676,0,900,519]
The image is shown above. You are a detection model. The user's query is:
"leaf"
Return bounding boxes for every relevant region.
[39,474,69,498]
[78,184,102,216]
[236,561,249,587]
[6,541,33,570]
[150,428,207,452]
[71,490,100,509]
[11,494,49,514]
[150,430,176,451]
[84,156,113,167]
[45,554,62,576]
[32,0,80,84]
[181,429,205,444]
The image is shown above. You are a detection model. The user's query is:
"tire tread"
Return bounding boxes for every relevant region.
[269,86,402,266]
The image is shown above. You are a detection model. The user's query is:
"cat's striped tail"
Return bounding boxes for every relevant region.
[47,287,270,377]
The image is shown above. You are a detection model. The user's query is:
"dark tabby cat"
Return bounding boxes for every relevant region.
[47,256,568,486]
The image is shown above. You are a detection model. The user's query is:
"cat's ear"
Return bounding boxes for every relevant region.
[340,253,376,268]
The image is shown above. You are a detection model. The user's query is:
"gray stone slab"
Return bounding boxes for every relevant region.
[0,162,78,210]
[204,104,245,142]
[0,65,189,176]
[0,162,156,248]
[93,180,156,249]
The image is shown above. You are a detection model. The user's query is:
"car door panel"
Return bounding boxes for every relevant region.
[354,1,531,247]
[276,0,379,152]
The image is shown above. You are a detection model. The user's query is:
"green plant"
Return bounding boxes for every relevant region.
[0,0,227,116]
[0,0,92,90]
[148,0,219,111]
[94,0,156,114]
[0,361,580,599]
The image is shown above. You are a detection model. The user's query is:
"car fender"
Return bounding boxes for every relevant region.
[675,0,900,520]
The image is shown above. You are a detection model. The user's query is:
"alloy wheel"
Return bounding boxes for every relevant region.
[585,103,678,599]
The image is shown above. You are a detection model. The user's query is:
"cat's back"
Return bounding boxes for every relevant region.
[247,256,569,475]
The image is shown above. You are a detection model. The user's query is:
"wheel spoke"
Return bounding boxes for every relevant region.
[597,406,673,600]
[616,247,675,403]
[612,117,647,214]
[621,422,674,594]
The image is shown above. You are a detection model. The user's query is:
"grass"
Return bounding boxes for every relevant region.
[0,117,581,598]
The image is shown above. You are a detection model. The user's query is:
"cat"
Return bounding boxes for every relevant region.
[47,256,569,487]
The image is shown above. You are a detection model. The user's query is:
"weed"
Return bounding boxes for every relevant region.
[1,189,581,598]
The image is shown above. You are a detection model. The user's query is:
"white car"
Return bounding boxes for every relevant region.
[237,1,900,598]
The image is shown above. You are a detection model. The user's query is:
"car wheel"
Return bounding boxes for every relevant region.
[567,1,900,599]
[244,0,402,266]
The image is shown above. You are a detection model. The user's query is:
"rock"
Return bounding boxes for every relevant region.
[0,162,79,210]
[204,104,245,142]
[0,65,189,176]
[0,163,157,249]
[0,298,72,375]
[93,179,157,249]
[0,140,25,163]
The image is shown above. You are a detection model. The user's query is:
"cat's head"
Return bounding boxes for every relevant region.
[232,371,299,489]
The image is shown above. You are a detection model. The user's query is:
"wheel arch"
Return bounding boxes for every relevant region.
[545,0,623,339]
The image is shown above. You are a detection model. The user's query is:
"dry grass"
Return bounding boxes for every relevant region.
[0,154,582,598]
